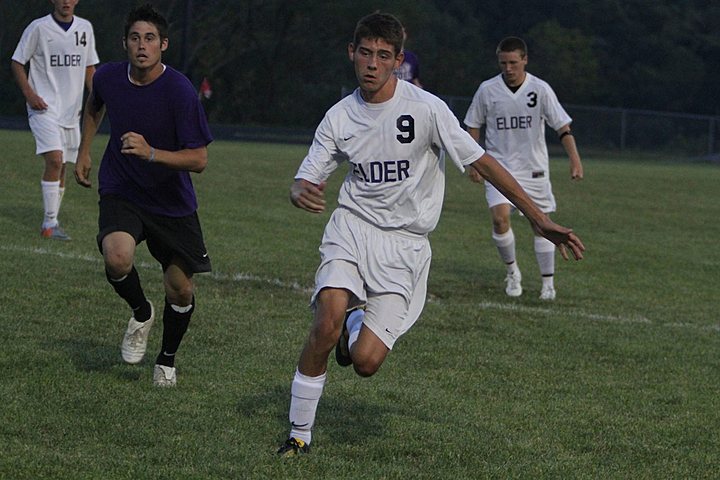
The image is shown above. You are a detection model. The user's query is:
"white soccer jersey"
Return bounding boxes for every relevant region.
[296,80,485,235]
[12,14,99,127]
[464,73,571,176]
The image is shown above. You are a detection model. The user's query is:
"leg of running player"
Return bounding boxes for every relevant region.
[40,150,63,231]
[286,287,349,449]
[103,231,154,365]
[348,323,390,377]
[490,203,522,296]
[154,259,195,384]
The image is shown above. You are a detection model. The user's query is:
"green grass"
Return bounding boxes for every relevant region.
[1,128,719,479]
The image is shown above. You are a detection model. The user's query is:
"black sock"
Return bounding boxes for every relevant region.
[106,266,151,322]
[156,296,194,367]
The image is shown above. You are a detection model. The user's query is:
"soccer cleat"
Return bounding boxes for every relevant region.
[121,301,155,364]
[335,307,362,367]
[277,437,309,457]
[504,270,522,297]
[40,224,71,241]
[153,364,177,387]
[540,285,556,301]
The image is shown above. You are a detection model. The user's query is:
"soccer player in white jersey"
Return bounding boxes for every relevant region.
[11,0,99,240]
[464,36,584,300]
[277,13,585,456]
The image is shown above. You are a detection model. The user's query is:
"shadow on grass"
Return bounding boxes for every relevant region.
[53,338,143,382]
[237,382,394,448]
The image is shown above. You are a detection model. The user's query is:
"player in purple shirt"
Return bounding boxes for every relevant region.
[394,28,422,88]
[75,3,212,387]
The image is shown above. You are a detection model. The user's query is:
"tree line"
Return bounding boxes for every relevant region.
[2,0,719,128]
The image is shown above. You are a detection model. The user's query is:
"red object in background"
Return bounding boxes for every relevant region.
[199,77,212,99]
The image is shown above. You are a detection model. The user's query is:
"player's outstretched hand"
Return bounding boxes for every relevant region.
[290,179,326,213]
[467,167,484,184]
[534,217,585,260]
[74,154,92,188]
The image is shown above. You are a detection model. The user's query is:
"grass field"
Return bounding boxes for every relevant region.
[1,127,719,479]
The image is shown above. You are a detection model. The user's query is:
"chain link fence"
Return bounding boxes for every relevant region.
[442,95,720,160]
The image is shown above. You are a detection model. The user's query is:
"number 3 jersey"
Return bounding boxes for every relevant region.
[296,80,484,235]
[12,14,99,127]
[464,73,571,177]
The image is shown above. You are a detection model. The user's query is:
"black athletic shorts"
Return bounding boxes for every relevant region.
[97,195,212,274]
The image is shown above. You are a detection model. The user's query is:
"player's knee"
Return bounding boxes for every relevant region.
[308,317,342,352]
[164,280,194,305]
[352,357,382,378]
[492,217,510,232]
[103,254,133,278]
[43,153,63,173]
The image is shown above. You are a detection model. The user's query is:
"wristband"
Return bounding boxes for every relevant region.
[149,147,155,162]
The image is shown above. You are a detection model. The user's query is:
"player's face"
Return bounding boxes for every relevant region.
[124,21,168,71]
[51,0,79,21]
[498,50,527,87]
[349,37,403,103]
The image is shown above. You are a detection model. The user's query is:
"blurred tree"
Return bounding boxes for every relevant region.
[1,0,719,126]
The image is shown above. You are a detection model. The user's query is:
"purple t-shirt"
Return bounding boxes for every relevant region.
[395,50,420,82]
[93,62,212,217]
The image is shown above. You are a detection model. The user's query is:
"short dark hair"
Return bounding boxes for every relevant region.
[124,3,169,40]
[353,12,404,56]
[496,36,527,58]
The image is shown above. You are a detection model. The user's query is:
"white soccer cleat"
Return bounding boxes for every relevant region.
[504,271,522,297]
[121,301,155,364]
[153,364,177,387]
[540,285,556,301]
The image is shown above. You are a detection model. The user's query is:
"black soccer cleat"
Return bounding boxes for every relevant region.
[277,437,310,457]
[334,310,354,367]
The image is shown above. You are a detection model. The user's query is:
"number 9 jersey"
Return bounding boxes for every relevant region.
[296,80,484,235]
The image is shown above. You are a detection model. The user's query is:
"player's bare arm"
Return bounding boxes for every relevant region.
[119,132,208,173]
[10,61,48,111]
[466,126,485,183]
[557,125,584,180]
[75,92,106,188]
[469,152,585,260]
[290,179,326,214]
[84,65,96,92]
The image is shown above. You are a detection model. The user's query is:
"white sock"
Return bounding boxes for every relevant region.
[534,236,555,277]
[58,186,65,214]
[288,369,326,445]
[492,229,518,272]
[41,180,61,229]
[346,308,364,350]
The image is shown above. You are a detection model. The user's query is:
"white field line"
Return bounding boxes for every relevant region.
[5,244,718,333]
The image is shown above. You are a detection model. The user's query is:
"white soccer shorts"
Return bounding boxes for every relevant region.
[311,208,431,349]
[28,113,80,163]
[484,175,556,213]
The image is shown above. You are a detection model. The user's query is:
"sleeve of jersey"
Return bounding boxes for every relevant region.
[86,25,100,66]
[90,66,105,110]
[434,101,485,172]
[295,115,343,183]
[11,24,37,64]
[542,84,572,131]
[175,80,213,148]
[462,86,486,129]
